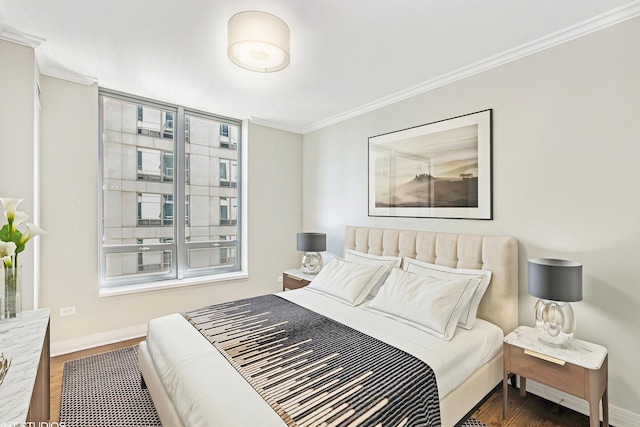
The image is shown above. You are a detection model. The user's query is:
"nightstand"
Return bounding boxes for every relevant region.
[282,269,316,291]
[503,326,608,427]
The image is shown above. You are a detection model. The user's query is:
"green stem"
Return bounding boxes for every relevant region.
[7,218,13,244]
[4,265,19,318]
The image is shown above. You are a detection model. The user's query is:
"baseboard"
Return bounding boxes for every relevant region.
[51,323,147,357]
[526,380,640,426]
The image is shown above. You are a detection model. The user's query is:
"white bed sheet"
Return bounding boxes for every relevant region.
[145,289,503,427]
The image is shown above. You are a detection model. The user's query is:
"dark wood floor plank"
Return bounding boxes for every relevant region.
[474,385,593,427]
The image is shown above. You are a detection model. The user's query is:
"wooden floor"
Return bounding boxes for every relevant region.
[51,339,595,426]
[472,385,594,427]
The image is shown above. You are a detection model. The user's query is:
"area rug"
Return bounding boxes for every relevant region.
[60,346,161,427]
[60,345,488,427]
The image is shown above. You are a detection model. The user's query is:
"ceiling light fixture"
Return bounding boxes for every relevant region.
[227,11,290,73]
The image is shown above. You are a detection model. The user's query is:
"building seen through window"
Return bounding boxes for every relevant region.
[100,92,241,287]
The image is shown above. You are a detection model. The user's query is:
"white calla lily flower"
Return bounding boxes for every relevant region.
[11,211,29,230]
[0,241,17,266]
[0,197,43,317]
[19,223,47,245]
[0,198,23,222]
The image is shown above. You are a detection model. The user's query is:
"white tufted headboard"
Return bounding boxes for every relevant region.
[344,226,518,335]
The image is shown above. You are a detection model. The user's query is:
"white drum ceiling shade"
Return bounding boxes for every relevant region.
[227,11,290,73]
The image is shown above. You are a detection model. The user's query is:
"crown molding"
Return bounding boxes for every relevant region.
[39,65,98,86]
[0,5,45,48]
[249,116,303,134]
[0,27,45,48]
[0,20,97,85]
[301,0,640,134]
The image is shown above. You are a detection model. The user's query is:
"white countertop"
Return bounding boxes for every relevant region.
[504,326,607,370]
[0,308,50,423]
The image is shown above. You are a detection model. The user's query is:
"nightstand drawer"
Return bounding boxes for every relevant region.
[510,346,585,398]
[283,273,311,290]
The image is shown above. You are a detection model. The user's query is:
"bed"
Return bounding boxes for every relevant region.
[139,226,518,427]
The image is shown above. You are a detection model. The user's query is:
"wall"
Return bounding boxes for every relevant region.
[38,75,302,344]
[0,40,38,310]
[303,18,640,420]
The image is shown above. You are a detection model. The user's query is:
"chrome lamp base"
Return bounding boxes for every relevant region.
[301,251,323,274]
[534,299,576,348]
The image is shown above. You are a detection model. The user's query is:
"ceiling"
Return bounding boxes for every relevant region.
[0,0,637,133]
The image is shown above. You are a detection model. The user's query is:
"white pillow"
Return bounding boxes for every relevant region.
[366,268,479,341]
[344,250,402,297]
[307,258,390,306]
[402,257,492,329]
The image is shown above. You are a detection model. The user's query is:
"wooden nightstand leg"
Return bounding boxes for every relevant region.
[588,399,599,427]
[587,356,608,427]
[502,372,509,419]
[503,342,511,420]
[519,377,527,397]
[602,386,609,427]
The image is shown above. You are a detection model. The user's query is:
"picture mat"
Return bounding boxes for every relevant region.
[368,110,492,219]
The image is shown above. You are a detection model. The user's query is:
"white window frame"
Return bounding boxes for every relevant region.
[99,89,244,292]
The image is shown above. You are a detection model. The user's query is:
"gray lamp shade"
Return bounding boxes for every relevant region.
[297,233,326,252]
[528,258,583,302]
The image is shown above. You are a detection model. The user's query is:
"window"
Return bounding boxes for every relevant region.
[137,193,162,226]
[219,235,236,265]
[99,90,242,288]
[137,148,175,182]
[219,197,237,226]
[137,106,174,139]
[162,154,173,181]
[219,123,238,150]
[184,116,190,143]
[219,159,237,187]
[185,155,190,184]
[162,195,173,225]
[137,239,172,272]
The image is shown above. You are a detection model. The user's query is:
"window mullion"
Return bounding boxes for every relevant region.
[175,106,186,279]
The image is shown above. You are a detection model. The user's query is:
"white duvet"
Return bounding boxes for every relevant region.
[146,289,503,427]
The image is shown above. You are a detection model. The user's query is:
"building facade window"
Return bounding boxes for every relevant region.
[219,235,237,265]
[220,123,229,137]
[137,148,176,182]
[136,239,172,272]
[219,159,237,187]
[137,106,174,139]
[219,197,237,226]
[99,90,242,288]
[219,123,237,150]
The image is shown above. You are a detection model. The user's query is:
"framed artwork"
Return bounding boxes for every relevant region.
[368,109,492,220]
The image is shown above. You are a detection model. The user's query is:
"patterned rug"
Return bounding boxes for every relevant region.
[60,346,160,427]
[60,345,488,427]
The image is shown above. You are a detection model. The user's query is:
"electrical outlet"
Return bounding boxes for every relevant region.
[277,275,283,283]
[60,306,76,316]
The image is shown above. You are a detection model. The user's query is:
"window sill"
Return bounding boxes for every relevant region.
[99,270,249,298]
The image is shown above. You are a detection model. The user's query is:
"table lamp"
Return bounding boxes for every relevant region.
[528,258,582,348]
[297,232,326,274]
